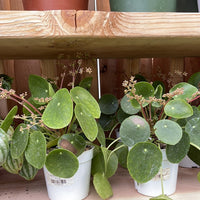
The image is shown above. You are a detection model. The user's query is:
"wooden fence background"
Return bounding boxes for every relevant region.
[0,0,200,119]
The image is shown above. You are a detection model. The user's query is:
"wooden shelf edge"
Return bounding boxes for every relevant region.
[1,10,200,58]
[0,167,200,200]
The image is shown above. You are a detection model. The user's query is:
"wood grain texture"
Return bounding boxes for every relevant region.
[1,11,200,58]
[0,167,200,200]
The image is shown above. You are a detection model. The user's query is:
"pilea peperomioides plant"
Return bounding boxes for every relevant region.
[0,61,101,182]
[118,77,200,199]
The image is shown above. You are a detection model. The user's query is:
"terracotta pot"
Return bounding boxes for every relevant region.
[22,0,88,11]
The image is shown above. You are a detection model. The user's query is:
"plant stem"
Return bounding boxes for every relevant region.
[149,103,152,121]
[107,137,121,150]
[67,115,76,133]
[158,144,165,196]
[106,144,126,167]
[160,166,164,196]
[108,122,120,138]
[46,138,59,148]
[12,93,42,116]
[140,104,148,121]
[188,95,200,103]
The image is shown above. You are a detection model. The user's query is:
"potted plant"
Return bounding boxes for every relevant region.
[109,0,177,12]
[178,71,200,168]
[118,76,200,199]
[0,60,103,200]
[22,0,88,11]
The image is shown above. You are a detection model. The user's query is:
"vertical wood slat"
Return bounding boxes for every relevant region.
[0,60,7,118]
[0,60,15,118]
[153,58,185,91]
[184,57,200,82]
[97,0,110,11]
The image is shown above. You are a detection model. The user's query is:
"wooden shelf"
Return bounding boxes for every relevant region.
[0,167,199,200]
[1,10,200,59]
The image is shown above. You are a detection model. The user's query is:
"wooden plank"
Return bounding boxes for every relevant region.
[1,11,200,58]
[0,167,200,200]
[76,11,200,58]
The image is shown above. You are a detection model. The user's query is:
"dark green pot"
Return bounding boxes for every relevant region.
[109,0,177,12]
[176,0,198,12]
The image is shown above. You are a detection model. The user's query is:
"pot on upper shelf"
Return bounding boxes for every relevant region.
[22,0,88,11]
[109,0,177,12]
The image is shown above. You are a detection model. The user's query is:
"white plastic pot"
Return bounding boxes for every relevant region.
[43,148,93,200]
[179,155,199,168]
[134,149,178,197]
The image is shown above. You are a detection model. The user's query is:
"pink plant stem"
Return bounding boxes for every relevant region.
[149,103,152,121]
[140,104,148,121]
[11,93,42,116]
[60,70,66,89]
[9,96,35,115]
[188,95,200,103]
[158,98,171,120]
[0,87,42,116]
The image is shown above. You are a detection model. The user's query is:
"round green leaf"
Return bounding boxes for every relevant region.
[97,123,106,147]
[154,120,182,145]
[169,82,198,100]
[25,131,46,169]
[58,134,86,156]
[120,94,140,115]
[116,107,130,123]
[188,72,200,89]
[93,173,113,200]
[127,142,162,183]
[152,81,165,93]
[29,74,50,105]
[101,147,118,178]
[11,124,29,159]
[166,131,190,163]
[120,115,150,147]
[79,77,93,91]
[45,149,79,178]
[188,145,200,166]
[185,117,200,150]
[0,106,17,133]
[98,114,117,131]
[0,128,9,165]
[70,86,100,118]
[152,84,163,108]
[91,147,118,178]
[91,150,104,176]
[42,88,73,129]
[164,99,193,119]
[98,94,119,115]
[187,106,200,121]
[75,104,98,142]
[131,82,154,108]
